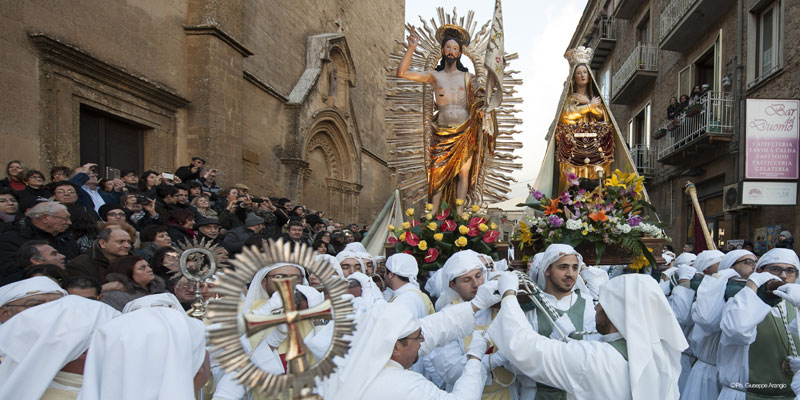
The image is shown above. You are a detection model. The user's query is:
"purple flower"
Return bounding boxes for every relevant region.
[577,188,586,195]
[567,172,578,181]
[547,215,564,228]
[531,190,544,200]
[628,215,642,227]
[559,191,572,204]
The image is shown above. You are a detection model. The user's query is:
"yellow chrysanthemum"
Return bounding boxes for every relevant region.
[387,224,395,231]
[471,204,480,212]
[490,222,498,230]
[455,199,464,206]
[478,223,489,232]
[455,236,468,247]
[458,225,470,235]
[425,213,433,220]
[405,208,415,216]
[425,203,434,211]
[418,240,428,251]
[433,233,444,241]
[460,212,470,220]
[401,221,411,230]
[427,222,438,231]
[399,232,406,242]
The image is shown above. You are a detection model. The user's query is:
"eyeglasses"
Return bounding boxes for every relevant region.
[734,259,757,266]
[764,265,798,276]
[402,332,425,342]
[265,273,304,281]
[28,175,44,180]
[55,190,76,195]
[48,214,71,221]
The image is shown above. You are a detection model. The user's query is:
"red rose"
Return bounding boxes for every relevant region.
[436,208,451,221]
[483,230,500,244]
[441,220,457,232]
[388,236,398,245]
[405,232,420,247]
[424,248,439,263]
[468,217,486,227]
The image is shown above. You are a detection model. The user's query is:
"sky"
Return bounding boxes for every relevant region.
[403,0,589,200]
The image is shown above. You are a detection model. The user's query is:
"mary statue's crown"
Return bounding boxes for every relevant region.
[565,46,594,68]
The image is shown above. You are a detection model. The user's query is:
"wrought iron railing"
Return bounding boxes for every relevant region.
[611,43,659,97]
[659,0,699,42]
[656,91,735,160]
[590,16,616,49]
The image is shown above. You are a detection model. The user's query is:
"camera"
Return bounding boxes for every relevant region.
[251,197,265,204]
[134,195,150,205]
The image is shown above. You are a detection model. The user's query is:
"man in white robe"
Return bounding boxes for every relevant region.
[0,276,67,322]
[680,249,727,399]
[667,252,697,392]
[336,250,363,277]
[684,249,755,398]
[489,272,688,400]
[77,306,210,400]
[0,295,119,399]
[718,248,800,400]
[428,250,516,399]
[517,244,598,400]
[323,284,500,400]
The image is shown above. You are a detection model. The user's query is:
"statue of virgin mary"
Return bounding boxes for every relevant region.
[533,46,643,198]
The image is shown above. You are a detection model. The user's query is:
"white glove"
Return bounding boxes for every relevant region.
[677,265,697,281]
[748,271,782,288]
[470,280,501,310]
[253,291,284,316]
[466,330,488,359]
[788,356,800,374]
[497,272,519,295]
[715,268,740,280]
[549,314,576,341]
[774,284,800,307]
[265,324,288,348]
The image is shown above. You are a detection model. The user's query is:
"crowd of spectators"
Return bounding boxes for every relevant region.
[0,157,369,311]
[666,83,711,121]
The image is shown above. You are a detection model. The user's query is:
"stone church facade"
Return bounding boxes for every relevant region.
[0,0,405,224]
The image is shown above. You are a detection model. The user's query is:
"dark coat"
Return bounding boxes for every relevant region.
[777,237,795,250]
[100,273,168,311]
[65,240,114,283]
[167,224,196,247]
[222,226,255,254]
[175,165,201,182]
[0,218,80,285]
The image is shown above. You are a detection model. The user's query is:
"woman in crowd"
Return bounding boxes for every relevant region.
[688,85,702,105]
[0,188,21,234]
[137,170,160,193]
[667,96,679,120]
[313,238,329,255]
[136,225,173,262]
[150,245,180,282]
[18,169,51,205]
[167,208,196,245]
[102,255,167,311]
[0,160,26,192]
[314,230,335,255]
[191,194,218,218]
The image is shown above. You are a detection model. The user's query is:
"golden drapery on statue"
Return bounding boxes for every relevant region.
[533,46,646,200]
[427,74,494,208]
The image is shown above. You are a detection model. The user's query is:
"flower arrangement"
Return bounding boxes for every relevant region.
[387,199,502,274]
[515,169,665,269]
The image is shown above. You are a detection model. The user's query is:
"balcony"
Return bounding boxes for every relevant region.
[613,0,641,20]
[589,16,617,70]
[611,43,659,105]
[656,91,735,164]
[659,0,730,52]
[630,144,656,177]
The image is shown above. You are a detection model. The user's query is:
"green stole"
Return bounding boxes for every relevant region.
[746,302,797,399]
[534,294,586,400]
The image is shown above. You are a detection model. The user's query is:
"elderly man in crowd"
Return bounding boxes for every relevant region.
[66,227,131,291]
[0,202,78,285]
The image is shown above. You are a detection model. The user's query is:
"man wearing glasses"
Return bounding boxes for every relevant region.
[0,202,79,285]
[717,248,800,400]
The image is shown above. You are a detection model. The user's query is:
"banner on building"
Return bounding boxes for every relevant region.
[745,99,800,179]
[741,181,797,206]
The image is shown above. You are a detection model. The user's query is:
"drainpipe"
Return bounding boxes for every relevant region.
[734,0,746,240]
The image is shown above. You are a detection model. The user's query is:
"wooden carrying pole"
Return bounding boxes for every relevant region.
[685,181,717,250]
